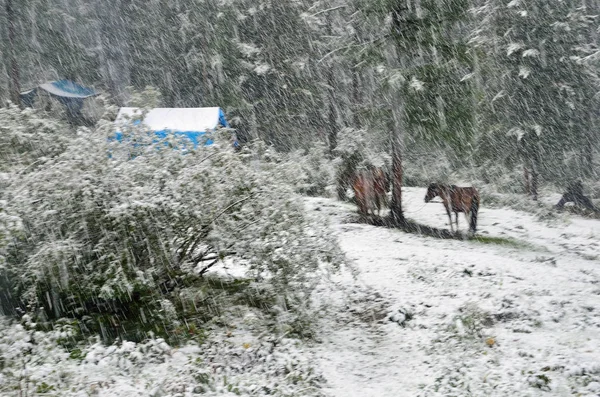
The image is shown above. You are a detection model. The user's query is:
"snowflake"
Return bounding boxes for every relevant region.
[518,66,531,79]
[507,42,524,56]
[522,49,540,58]
[409,76,425,91]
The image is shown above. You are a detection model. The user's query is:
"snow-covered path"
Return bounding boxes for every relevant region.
[308,188,600,396]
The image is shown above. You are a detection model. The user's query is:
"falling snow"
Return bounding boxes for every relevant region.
[1,0,600,395]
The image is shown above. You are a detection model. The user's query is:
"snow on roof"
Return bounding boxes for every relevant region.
[116,107,225,132]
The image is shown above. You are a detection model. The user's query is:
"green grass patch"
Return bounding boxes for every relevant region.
[470,235,535,249]
[36,382,56,394]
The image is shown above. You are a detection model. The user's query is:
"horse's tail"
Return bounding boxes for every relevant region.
[470,194,480,233]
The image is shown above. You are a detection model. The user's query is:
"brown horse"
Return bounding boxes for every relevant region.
[352,167,389,218]
[424,183,480,233]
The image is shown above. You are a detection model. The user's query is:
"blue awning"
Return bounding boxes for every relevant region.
[20,80,99,117]
[21,80,98,101]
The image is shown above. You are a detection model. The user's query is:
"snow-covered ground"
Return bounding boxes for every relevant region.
[2,187,599,396]
[307,187,600,396]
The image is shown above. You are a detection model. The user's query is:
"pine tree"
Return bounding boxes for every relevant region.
[5,0,20,105]
[472,0,600,196]
[358,0,474,223]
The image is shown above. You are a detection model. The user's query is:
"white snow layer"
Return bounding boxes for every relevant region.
[116,107,222,132]
[1,187,599,396]
[308,187,600,397]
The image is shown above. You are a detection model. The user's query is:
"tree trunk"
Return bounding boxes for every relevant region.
[582,115,594,177]
[524,166,531,196]
[389,122,405,224]
[6,0,21,107]
[325,14,339,155]
[328,98,338,154]
[385,36,407,225]
[326,63,337,154]
[583,138,593,177]
[388,74,406,224]
[388,78,406,224]
[521,132,540,201]
[352,71,361,129]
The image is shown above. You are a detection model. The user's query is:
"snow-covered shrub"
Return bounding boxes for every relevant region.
[287,142,335,197]
[0,103,70,171]
[587,179,600,200]
[0,115,341,342]
[398,141,456,187]
[127,85,162,108]
[469,163,523,194]
[0,315,326,396]
[403,154,452,187]
[332,127,391,199]
[334,127,368,159]
[334,127,390,170]
[449,303,494,339]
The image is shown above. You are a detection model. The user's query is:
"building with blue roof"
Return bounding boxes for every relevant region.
[114,107,234,149]
[20,80,99,125]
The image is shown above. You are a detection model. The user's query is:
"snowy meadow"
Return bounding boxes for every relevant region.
[1,103,599,396]
[2,0,600,395]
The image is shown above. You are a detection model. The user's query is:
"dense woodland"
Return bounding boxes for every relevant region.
[2,0,599,190]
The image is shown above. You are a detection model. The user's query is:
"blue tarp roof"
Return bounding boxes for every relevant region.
[20,80,99,108]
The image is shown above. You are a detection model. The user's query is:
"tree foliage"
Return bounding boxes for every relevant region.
[1,0,599,193]
[0,103,341,341]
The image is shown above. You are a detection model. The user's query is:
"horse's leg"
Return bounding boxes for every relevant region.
[455,212,459,231]
[358,196,367,219]
[445,205,454,233]
[364,180,371,218]
[464,211,470,231]
[359,189,368,218]
[368,174,377,218]
[353,178,366,219]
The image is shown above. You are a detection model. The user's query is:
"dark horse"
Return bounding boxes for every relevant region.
[352,167,389,218]
[424,183,480,233]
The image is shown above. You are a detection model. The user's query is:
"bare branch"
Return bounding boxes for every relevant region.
[308,5,347,18]
[206,193,258,225]
[198,259,220,276]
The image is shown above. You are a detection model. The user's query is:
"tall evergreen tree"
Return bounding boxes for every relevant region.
[5,0,20,105]
[472,0,600,196]
[359,0,474,223]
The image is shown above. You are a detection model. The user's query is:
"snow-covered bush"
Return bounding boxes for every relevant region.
[0,314,326,396]
[332,127,390,199]
[449,302,494,339]
[468,163,523,194]
[588,179,600,200]
[0,103,70,171]
[127,85,162,108]
[287,142,335,197]
[0,113,341,341]
[334,127,390,170]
